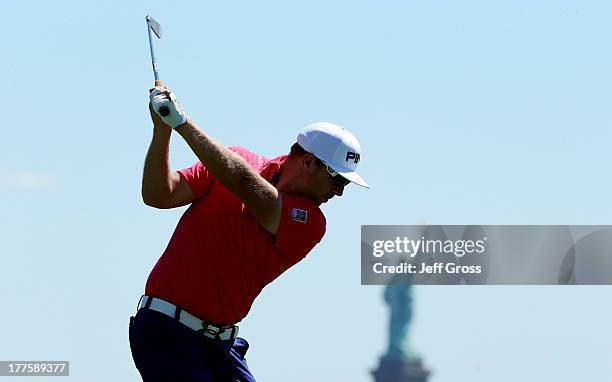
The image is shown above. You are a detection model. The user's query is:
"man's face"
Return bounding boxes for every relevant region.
[281,153,349,205]
[305,159,346,205]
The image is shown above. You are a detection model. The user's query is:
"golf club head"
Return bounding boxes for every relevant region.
[146,15,162,38]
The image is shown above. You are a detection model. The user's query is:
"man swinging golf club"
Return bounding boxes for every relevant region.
[128,84,369,381]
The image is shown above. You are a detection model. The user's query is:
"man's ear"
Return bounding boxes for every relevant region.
[301,153,318,173]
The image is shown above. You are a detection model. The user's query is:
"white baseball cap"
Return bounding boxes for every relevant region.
[297,122,370,188]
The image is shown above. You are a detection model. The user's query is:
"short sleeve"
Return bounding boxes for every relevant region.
[177,161,215,199]
[274,194,327,267]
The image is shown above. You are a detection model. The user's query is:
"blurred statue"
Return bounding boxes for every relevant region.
[374,229,431,382]
[383,282,419,361]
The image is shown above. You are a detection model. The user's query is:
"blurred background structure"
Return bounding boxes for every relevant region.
[372,284,430,382]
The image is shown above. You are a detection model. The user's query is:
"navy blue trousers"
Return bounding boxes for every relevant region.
[129,309,256,382]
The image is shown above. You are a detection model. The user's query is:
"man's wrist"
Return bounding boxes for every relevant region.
[153,123,172,138]
[174,117,193,132]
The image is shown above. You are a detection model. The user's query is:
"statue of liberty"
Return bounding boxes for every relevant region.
[383,281,419,361]
[373,274,429,382]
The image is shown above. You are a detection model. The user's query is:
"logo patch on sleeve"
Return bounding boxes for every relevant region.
[291,208,308,223]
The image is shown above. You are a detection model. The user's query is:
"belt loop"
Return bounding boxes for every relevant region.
[144,295,153,309]
[136,295,144,312]
[174,306,182,320]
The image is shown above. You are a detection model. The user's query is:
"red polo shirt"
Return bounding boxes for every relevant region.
[145,147,326,324]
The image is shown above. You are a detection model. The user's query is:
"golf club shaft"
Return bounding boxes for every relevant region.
[146,17,168,116]
[146,19,160,84]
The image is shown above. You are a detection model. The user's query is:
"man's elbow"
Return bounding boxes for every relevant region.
[246,193,282,235]
[142,191,171,209]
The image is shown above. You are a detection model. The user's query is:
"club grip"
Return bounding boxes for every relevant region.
[153,81,170,116]
[159,106,170,116]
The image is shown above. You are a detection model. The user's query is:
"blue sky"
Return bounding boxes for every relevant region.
[1,1,611,381]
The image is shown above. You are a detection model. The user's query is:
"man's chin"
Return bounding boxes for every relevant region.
[287,192,329,205]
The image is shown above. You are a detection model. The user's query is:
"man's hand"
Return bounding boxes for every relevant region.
[149,86,188,129]
[148,102,172,133]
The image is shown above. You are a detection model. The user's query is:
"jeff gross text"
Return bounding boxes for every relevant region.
[372,262,482,274]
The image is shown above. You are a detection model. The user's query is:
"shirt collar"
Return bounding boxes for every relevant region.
[260,154,287,185]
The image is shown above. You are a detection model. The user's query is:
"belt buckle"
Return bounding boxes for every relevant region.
[198,322,224,339]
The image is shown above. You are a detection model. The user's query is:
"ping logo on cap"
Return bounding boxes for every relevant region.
[346,151,360,164]
[291,208,308,223]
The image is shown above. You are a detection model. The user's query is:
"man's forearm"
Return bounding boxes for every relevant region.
[142,127,173,205]
[174,119,278,210]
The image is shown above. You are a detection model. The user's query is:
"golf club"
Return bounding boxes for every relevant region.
[146,15,170,117]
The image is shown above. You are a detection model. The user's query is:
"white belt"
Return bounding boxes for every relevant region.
[137,295,239,341]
